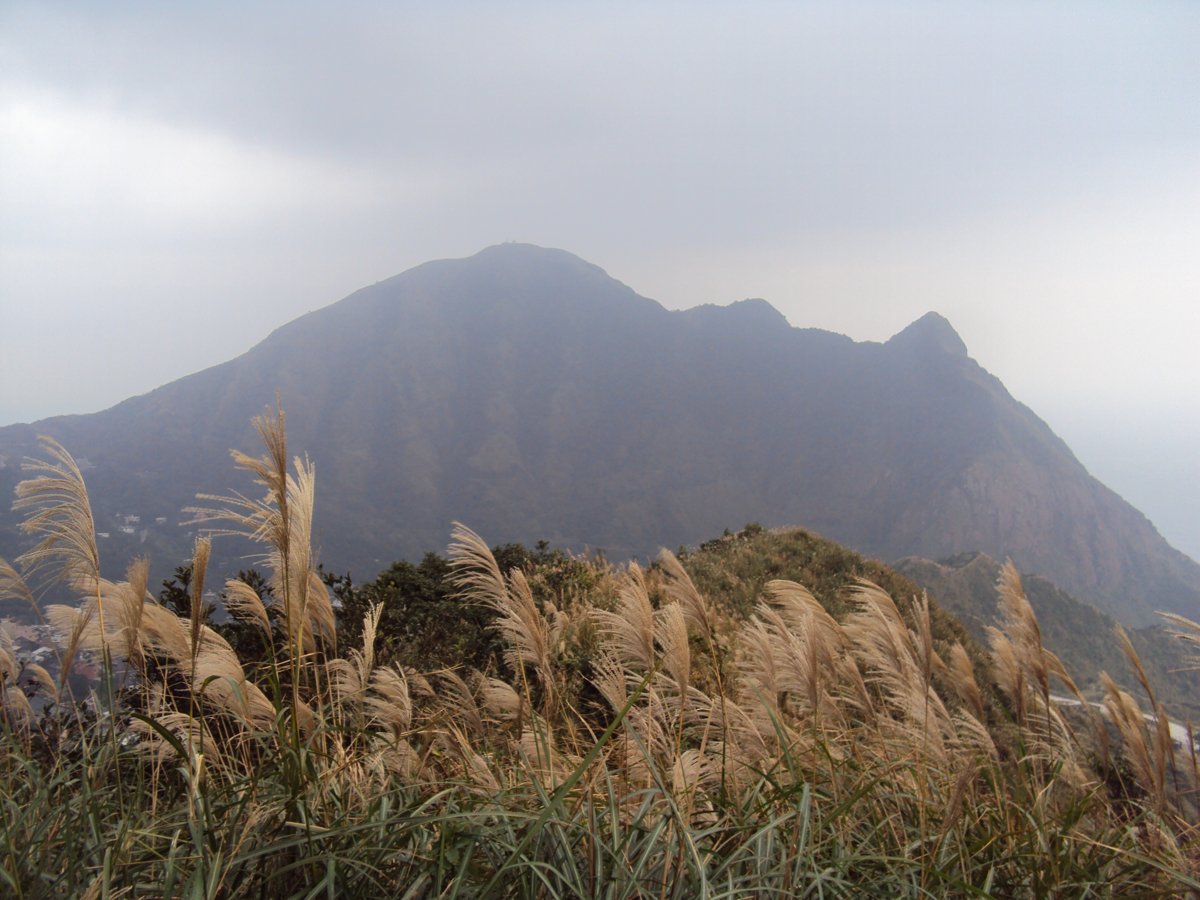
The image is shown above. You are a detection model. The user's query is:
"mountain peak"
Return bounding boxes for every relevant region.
[466,242,621,281]
[456,242,647,300]
[684,297,791,332]
[725,297,791,328]
[887,312,968,357]
[472,242,586,264]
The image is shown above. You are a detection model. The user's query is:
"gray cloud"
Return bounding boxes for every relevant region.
[1,0,1197,555]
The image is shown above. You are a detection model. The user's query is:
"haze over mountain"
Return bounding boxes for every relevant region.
[1,244,1196,626]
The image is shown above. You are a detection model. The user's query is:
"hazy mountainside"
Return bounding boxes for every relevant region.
[1,243,1197,625]
[896,552,1200,722]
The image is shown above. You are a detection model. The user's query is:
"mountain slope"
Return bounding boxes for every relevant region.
[1,243,1196,625]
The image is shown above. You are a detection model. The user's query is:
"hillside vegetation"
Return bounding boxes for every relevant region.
[1,409,1198,896]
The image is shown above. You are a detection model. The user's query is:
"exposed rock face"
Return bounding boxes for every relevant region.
[1,243,1195,625]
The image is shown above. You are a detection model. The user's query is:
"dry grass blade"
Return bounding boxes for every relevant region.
[763,590,850,721]
[1113,625,1178,811]
[23,661,58,702]
[43,601,94,693]
[593,562,656,674]
[278,457,324,654]
[592,650,631,716]
[45,602,99,650]
[330,603,383,704]
[41,565,151,674]
[995,560,1052,699]
[764,579,843,652]
[189,537,211,665]
[358,602,382,682]
[447,522,507,607]
[951,709,997,760]
[190,627,275,729]
[500,569,553,686]
[844,580,955,765]
[187,406,329,665]
[518,717,576,784]
[435,669,485,736]
[306,568,337,652]
[188,403,292,547]
[657,549,717,645]
[736,615,781,710]
[986,627,1023,712]
[480,676,524,722]
[0,558,39,622]
[0,667,33,727]
[0,624,15,683]
[655,601,690,695]
[755,604,823,718]
[222,578,272,635]
[449,523,555,710]
[140,601,191,664]
[947,643,985,721]
[448,726,500,793]
[119,558,151,677]
[1101,671,1165,810]
[912,590,946,684]
[844,581,911,683]
[1159,612,1200,668]
[366,665,415,736]
[131,710,223,769]
[13,437,102,595]
[987,594,1090,787]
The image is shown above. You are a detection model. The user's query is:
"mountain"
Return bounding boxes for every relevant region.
[896,552,1200,721]
[1,243,1197,625]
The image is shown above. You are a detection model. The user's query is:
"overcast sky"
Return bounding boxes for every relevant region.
[1,1,1198,558]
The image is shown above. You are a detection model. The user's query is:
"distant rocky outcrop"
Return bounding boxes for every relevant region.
[1,243,1196,626]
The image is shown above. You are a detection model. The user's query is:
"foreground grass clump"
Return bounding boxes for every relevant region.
[1,407,1198,897]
